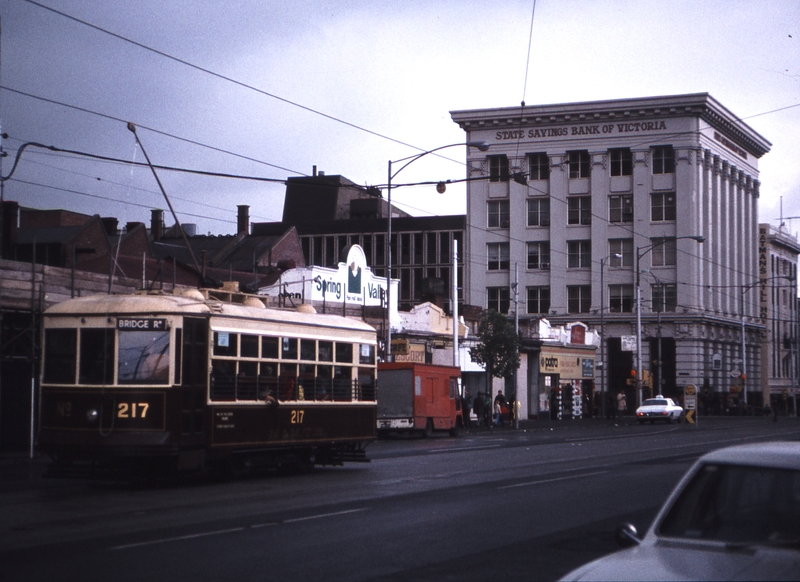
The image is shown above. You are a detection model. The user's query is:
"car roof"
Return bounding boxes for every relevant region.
[698,441,800,470]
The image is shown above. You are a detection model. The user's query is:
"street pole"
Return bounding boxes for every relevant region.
[453,238,459,369]
[636,236,704,409]
[601,257,606,420]
[514,262,519,429]
[384,140,490,363]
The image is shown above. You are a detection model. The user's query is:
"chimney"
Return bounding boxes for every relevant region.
[237,205,250,235]
[101,217,118,236]
[1,201,19,260]
[151,209,164,241]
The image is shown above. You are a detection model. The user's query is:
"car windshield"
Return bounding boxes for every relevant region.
[643,399,668,406]
[658,463,800,545]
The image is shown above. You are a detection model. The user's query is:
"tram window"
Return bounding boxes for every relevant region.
[298,363,315,400]
[210,359,236,401]
[301,339,316,361]
[262,337,279,359]
[237,361,258,401]
[316,365,332,400]
[335,342,353,363]
[358,369,377,401]
[333,366,352,401]
[241,334,258,358]
[259,363,278,403]
[174,328,182,386]
[279,364,297,400]
[79,329,115,385]
[213,332,238,356]
[318,341,333,362]
[282,337,298,359]
[118,330,170,384]
[43,328,77,384]
[359,344,375,365]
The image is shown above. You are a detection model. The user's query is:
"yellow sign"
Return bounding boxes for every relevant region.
[391,339,409,356]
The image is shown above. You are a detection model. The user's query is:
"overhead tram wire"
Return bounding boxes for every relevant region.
[0,86,302,176]
[20,0,453,163]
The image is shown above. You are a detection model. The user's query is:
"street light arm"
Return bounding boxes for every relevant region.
[390,141,490,179]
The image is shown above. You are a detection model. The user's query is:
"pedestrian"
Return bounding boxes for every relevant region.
[462,391,473,428]
[617,389,627,417]
[473,391,485,427]
[494,390,507,426]
[483,391,492,428]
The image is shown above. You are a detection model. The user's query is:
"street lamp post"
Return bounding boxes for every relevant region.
[600,253,622,420]
[384,140,490,361]
[636,235,704,407]
[740,275,793,406]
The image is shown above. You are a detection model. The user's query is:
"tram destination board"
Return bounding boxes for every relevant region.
[117,318,167,330]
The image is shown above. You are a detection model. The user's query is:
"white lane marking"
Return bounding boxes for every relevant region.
[427,444,503,453]
[111,526,246,550]
[497,470,609,490]
[283,508,368,523]
[111,508,368,550]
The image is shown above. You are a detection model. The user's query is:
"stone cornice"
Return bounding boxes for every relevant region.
[451,93,771,159]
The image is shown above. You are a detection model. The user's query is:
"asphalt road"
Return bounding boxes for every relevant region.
[2,417,799,581]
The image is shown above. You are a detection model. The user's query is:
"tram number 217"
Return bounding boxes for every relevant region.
[290,410,305,424]
[117,402,149,418]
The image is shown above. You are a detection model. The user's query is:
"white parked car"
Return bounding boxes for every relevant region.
[560,441,800,581]
[636,396,683,424]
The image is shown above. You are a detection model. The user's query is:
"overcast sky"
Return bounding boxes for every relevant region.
[1,0,798,237]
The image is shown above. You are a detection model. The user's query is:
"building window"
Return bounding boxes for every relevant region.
[528,152,550,180]
[489,155,510,182]
[651,192,676,221]
[609,284,634,313]
[567,196,591,225]
[487,242,510,271]
[567,240,591,269]
[527,286,551,314]
[609,239,633,267]
[651,237,677,266]
[609,194,633,223]
[487,287,510,314]
[568,150,590,178]
[527,198,550,226]
[527,241,550,270]
[568,286,591,314]
[652,146,675,174]
[652,284,677,312]
[488,200,510,228]
[609,148,633,176]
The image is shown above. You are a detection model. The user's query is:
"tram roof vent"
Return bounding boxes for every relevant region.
[296,304,317,314]
[243,297,266,309]
[181,289,206,301]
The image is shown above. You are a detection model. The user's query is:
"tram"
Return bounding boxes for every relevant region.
[38,288,378,477]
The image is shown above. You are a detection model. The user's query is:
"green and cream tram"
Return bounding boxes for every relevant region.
[38,289,378,477]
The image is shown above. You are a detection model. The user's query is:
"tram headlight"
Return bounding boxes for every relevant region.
[86,408,99,423]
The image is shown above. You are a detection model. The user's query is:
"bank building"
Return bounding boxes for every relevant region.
[451,93,798,418]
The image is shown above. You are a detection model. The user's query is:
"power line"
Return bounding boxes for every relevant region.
[20,0,435,158]
[0,86,303,176]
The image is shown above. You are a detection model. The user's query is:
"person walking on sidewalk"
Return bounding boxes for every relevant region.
[617,389,627,417]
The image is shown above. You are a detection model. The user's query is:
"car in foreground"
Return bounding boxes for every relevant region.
[560,441,800,581]
[635,396,683,424]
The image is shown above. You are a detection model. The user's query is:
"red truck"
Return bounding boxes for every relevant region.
[377,362,462,437]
